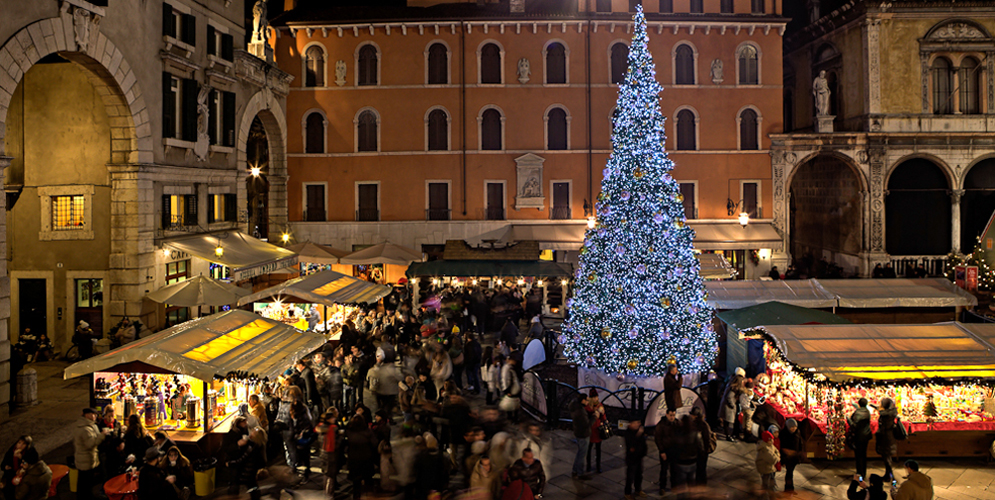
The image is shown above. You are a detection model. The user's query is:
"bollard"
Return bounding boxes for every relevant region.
[15,367,39,407]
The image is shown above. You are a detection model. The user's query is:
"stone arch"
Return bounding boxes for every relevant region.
[885,157,951,256]
[237,89,289,239]
[0,16,152,163]
[960,156,995,252]
[887,153,955,189]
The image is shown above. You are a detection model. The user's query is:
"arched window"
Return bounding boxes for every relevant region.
[738,45,759,85]
[547,107,568,150]
[481,108,502,150]
[751,0,765,13]
[427,109,449,151]
[676,109,696,150]
[305,46,324,87]
[690,0,703,13]
[932,57,953,114]
[428,43,448,85]
[546,42,567,84]
[960,56,980,114]
[357,110,378,152]
[480,43,502,84]
[721,0,734,13]
[674,44,695,85]
[739,108,759,150]
[305,112,324,153]
[358,44,378,86]
[611,43,629,84]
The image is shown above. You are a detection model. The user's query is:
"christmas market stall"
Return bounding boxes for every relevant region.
[743,322,995,459]
[63,309,325,449]
[237,269,391,335]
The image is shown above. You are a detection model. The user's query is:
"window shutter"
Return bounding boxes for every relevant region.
[182,14,196,46]
[222,91,236,147]
[207,195,216,224]
[162,3,174,37]
[182,78,198,142]
[225,194,237,222]
[162,73,176,139]
[221,34,234,62]
[162,195,171,228]
[208,90,218,145]
[207,25,216,55]
[184,194,197,225]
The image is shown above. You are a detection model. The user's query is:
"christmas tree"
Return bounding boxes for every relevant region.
[562,5,717,377]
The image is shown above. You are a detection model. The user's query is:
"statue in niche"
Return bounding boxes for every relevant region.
[517,58,531,84]
[194,85,211,161]
[73,8,91,50]
[251,0,269,44]
[813,70,831,116]
[521,176,541,197]
[710,59,723,84]
[335,60,347,86]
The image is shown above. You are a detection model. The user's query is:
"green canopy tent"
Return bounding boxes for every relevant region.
[716,301,851,376]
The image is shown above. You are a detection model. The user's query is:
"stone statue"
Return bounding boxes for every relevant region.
[813,70,831,116]
[710,59,723,84]
[73,8,91,50]
[517,57,531,84]
[194,85,211,161]
[335,60,347,86]
[251,0,269,44]
[522,176,540,197]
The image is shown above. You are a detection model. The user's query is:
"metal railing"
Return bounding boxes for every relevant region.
[426,208,451,221]
[356,208,379,221]
[889,256,949,277]
[550,206,571,220]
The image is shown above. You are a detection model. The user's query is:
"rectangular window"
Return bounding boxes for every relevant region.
[357,183,379,221]
[486,182,504,220]
[52,195,85,230]
[222,91,235,147]
[162,194,197,227]
[163,3,176,38]
[207,27,233,61]
[596,0,611,12]
[751,0,765,13]
[207,193,237,223]
[742,182,759,218]
[305,184,326,221]
[162,73,179,139]
[628,0,641,12]
[181,78,197,142]
[165,260,189,327]
[181,12,196,46]
[551,182,570,219]
[721,0,734,12]
[210,263,230,280]
[427,182,450,220]
[659,0,673,12]
[207,25,217,56]
[690,0,703,13]
[679,183,696,219]
[208,90,219,145]
[76,279,103,308]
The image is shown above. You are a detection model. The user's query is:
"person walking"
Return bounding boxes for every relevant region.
[653,409,679,493]
[623,420,647,500]
[875,398,899,481]
[848,397,873,478]
[570,395,593,480]
[755,429,780,497]
[586,389,608,474]
[481,350,501,405]
[721,367,746,441]
[780,418,803,492]
[672,415,703,492]
[73,408,111,500]
[345,416,377,500]
[891,460,933,500]
[691,406,715,486]
[464,333,483,394]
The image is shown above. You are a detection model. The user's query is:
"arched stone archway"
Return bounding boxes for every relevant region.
[885,158,951,256]
[788,154,865,276]
[236,88,288,241]
[962,158,995,252]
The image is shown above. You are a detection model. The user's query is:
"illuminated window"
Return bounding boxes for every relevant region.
[52,195,85,230]
[162,194,197,228]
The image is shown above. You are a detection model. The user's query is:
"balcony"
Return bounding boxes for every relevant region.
[485,206,505,221]
[550,206,572,220]
[356,208,380,222]
[426,208,451,221]
[889,255,949,278]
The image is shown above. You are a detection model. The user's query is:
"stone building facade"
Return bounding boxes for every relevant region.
[0,0,290,419]
[774,1,995,277]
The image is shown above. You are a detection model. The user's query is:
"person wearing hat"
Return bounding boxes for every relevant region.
[755,428,780,495]
[721,368,746,441]
[585,388,608,474]
[780,418,803,492]
[74,321,95,359]
[73,408,112,500]
[137,448,178,500]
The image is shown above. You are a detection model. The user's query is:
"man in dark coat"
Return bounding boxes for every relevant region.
[510,448,545,497]
[780,418,804,491]
[874,398,899,481]
[137,449,178,500]
[624,420,647,499]
[296,360,321,412]
[847,397,872,477]
[464,333,483,394]
[570,396,593,480]
[663,364,683,413]
[653,409,680,492]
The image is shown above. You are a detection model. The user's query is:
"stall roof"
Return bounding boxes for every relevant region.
[237,269,391,306]
[698,253,736,280]
[716,301,851,332]
[818,278,978,308]
[164,232,298,281]
[466,221,783,251]
[705,279,838,310]
[64,310,324,382]
[760,322,995,382]
[405,259,574,278]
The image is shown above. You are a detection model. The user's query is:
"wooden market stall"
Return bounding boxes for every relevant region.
[745,322,995,458]
[64,309,325,453]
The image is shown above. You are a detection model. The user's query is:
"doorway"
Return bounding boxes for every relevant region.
[18,279,46,338]
[75,278,103,337]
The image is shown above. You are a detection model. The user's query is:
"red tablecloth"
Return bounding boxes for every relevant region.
[104,473,138,500]
[767,400,995,434]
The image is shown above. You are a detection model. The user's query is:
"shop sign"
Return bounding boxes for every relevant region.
[234,256,299,281]
[955,265,978,292]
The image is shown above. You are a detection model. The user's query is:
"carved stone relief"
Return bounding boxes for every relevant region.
[335,60,347,86]
[514,153,545,209]
[928,23,988,40]
[868,149,886,252]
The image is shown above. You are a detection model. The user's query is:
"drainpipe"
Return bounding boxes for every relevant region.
[586,19,593,208]
[461,19,467,216]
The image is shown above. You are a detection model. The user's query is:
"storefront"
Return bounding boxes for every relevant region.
[743,322,995,458]
[237,269,391,336]
[64,310,324,447]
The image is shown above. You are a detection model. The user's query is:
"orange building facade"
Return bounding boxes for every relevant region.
[271,0,787,278]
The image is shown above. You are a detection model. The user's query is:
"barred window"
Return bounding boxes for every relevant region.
[52,195,85,230]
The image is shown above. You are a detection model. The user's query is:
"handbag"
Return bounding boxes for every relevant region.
[892,418,908,441]
[297,430,317,447]
[597,420,613,440]
[499,394,521,412]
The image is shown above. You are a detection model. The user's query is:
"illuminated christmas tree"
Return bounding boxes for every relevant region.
[562,5,717,376]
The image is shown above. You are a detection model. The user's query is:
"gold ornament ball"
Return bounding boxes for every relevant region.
[661,297,671,308]
[634,169,645,179]
[676,193,685,203]
[588,272,598,283]
[627,359,639,370]
[601,328,611,339]
[675,220,685,229]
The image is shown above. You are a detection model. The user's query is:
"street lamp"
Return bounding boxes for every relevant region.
[250,166,261,177]
[586,216,596,229]
[738,212,750,228]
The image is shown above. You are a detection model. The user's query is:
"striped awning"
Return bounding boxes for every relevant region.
[237,269,391,306]
[64,310,324,381]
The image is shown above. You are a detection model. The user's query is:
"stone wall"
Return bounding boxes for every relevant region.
[789,155,863,261]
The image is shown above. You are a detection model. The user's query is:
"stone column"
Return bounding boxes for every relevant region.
[769,148,796,270]
[862,18,882,115]
[0,155,10,420]
[951,189,964,255]
[865,148,888,276]
[267,174,289,241]
[107,165,155,327]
